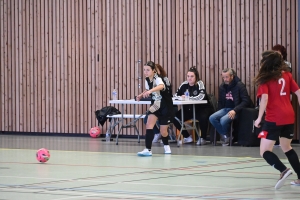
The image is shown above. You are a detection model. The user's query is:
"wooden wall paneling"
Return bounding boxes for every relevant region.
[87,0,93,131]
[253,0,259,100]
[100,0,106,113]
[33,0,39,132]
[217,0,223,98]
[231,0,236,72]
[47,0,53,132]
[286,0,291,66]
[158,0,162,64]
[162,1,172,76]
[267,0,272,48]
[167,0,173,84]
[14,0,20,131]
[90,0,96,129]
[281,0,287,50]
[186,0,192,69]
[191,0,196,68]
[28,0,34,132]
[245,0,250,92]
[40,0,46,132]
[203,0,211,87]
[196,0,201,86]
[78,0,84,133]
[8,0,14,131]
[248,0,255,98]
[68,0,74,133]
[290,0,297,74]
[273,0,283,45]
[0,0,2,130]
[170,0,176,93]
[258,0,263,64]
[83,0,88,133]
[272,0,277,44]
[94,0,100,129]
[222,0,227,71]
[62,0,68,132]
[200,0,205,89]
[227,0,232,74]
[57,0,62,133]
[235,0,240,82]
[239,0,245,83]
[23,0,29,132]
[183,0,188,72]
[1,0,7,130]
[212,0,219,94]
[51,0,57,133]
[208,0,214,93]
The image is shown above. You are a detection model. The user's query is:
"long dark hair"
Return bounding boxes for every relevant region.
[155,64,167,77]
[144,61,155,70]
[254,50,290,85]
[188,66,200,82]
[272,44,287,60]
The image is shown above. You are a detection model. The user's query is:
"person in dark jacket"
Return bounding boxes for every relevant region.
[209,68,252,146]
[173,67,214,145]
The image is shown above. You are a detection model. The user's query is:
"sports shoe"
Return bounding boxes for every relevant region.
[137,149,152,156]
[164,145,171,154]
[290,179,300,186]
[196,138,206,145]
[275,168,293,189]
[183,136,193,143]
[152,134,162,143]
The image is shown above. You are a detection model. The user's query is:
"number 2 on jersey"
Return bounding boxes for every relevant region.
[278,78,286,96]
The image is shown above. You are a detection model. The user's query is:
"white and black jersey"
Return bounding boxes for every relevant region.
[145,73,173,121]
[174,80,211,112]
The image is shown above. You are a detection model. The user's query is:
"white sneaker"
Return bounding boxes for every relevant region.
[275,168,293,189]
[164,145,171,154]
[152,134,162,143]
[197,138,206,145]
[137,149,152,156]
[183,136,193,143]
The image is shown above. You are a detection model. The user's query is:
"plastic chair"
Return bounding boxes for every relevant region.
[176,119,201,144]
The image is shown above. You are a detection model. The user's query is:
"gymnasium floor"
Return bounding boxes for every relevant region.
[0,134,300,200]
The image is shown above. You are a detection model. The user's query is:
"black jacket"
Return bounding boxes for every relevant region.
[218,76,253,113]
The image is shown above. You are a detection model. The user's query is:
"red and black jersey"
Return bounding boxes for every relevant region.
[257,72,299,125]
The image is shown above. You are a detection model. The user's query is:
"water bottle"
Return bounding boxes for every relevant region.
[112,89,117,100]
[185,89,189,101]
[105,129,111,142]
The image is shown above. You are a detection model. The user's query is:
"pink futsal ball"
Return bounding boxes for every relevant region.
[36,148,50,163]
[89,126,101,138]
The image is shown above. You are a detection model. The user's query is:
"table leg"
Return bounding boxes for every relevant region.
[116,104,124,145]
[193,104,201,145]
[177,106,185,147]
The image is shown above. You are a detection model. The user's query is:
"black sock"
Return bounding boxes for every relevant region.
[162,136,169,145]
[285,149,300,179]
[145,129,154,150]
[263,151,286,173]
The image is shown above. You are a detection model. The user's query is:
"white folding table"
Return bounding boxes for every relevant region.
[109,99,207,146]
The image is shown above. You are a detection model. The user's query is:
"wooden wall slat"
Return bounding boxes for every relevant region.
[0,0,298,139]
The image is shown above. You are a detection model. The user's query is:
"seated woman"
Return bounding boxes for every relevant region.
[173,66,214,145]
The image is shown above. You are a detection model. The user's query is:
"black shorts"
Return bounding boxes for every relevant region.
[262,121,294,140]
[151,106,174,125]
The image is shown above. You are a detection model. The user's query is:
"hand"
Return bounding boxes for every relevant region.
[254,118,261,128]
[136,95,141,101]
[228,110,236,120]
[143,91,151,98]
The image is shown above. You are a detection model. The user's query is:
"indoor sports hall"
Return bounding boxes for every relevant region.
[1,0,300,199]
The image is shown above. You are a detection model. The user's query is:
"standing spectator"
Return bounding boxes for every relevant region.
[254,50,300,189]
[173,67,213,145]
[209,68,252,146]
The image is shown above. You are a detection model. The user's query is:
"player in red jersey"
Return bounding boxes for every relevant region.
[254,50,300,189]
